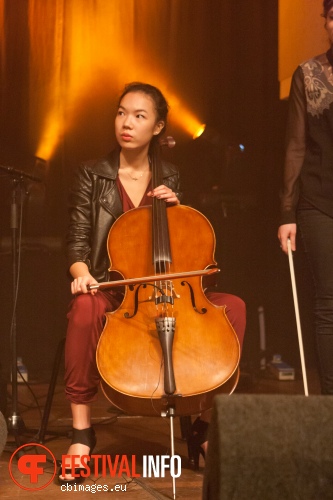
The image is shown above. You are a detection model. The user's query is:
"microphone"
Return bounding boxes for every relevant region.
[0,164,43,183]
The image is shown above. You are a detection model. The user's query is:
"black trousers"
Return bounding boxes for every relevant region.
[298,206,333,394]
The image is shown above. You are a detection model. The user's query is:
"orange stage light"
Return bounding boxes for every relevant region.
[193,124,206,140]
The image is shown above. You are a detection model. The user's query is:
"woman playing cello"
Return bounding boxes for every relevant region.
[59,82,246,484]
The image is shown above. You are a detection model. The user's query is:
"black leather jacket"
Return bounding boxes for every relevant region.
[66,149,182,282]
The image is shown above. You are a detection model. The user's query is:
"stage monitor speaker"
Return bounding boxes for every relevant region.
[203,394,333,500]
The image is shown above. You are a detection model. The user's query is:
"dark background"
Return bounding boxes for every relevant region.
[0,1,317,384]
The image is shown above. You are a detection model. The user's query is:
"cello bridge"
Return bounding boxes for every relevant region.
[149,281,180,302]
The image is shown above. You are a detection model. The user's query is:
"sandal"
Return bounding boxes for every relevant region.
[58,427,96,485]
[187,417,209,470]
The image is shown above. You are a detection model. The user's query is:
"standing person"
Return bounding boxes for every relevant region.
[278,0,333,395]
[59,82,246,484]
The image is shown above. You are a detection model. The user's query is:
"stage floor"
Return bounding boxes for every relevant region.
[1,368,321,499]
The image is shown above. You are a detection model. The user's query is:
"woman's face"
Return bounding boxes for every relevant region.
[115,91,164,151]
[326,7,333,43]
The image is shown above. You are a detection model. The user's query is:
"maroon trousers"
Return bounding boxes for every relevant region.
[65,290,246,404]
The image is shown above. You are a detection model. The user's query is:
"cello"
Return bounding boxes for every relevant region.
[95,137,240,418]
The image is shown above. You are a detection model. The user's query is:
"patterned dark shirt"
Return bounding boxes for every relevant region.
[280,49,333,224]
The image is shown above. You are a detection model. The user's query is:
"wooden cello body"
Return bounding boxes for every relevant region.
[96,203,240,417]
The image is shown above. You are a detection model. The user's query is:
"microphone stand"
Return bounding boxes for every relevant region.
[1,164,42,450]
[8,176,26,447]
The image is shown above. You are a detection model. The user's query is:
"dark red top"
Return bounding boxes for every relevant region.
[116,176,152,211]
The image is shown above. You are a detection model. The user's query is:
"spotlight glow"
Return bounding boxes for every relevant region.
[193,124,206,140]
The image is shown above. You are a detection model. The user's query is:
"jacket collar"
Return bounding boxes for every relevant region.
[89,149,119,180]
[89,148,178,180]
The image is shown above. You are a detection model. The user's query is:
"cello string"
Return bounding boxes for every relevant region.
[152,139,174,317]
[152,145,160,310]
[153,142,166,315]
[157,199,166,315]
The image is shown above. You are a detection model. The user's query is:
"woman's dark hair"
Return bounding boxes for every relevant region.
[323,0,333,17]
[118,82,169,138]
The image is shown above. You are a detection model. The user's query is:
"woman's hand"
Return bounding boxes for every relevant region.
[147,185,180,205]
[71,274,98,295]
[278,223,297,254]
[69,262,98,295]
